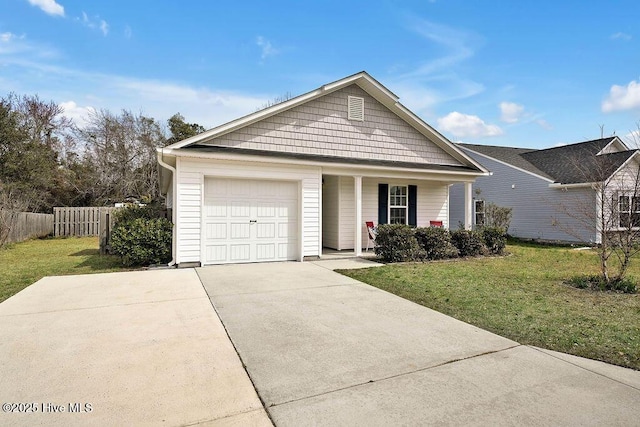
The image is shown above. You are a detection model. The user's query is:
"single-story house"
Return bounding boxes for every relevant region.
[449,137,640,243]
[157,71,489,266]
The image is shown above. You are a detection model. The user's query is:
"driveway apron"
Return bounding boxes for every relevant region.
[0,269,271,427]
[199,260,640,426]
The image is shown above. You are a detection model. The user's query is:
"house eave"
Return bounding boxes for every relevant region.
[161,146,487,180]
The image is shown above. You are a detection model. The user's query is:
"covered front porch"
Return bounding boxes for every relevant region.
[320,173,475,256]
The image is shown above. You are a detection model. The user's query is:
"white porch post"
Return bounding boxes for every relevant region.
[354,175,363,256]
[464,181,473,230]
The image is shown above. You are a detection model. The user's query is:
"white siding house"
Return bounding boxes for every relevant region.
[158,72,488,266]
[450,137,640,244]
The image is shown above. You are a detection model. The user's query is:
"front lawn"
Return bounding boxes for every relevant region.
[0,237,128,303]
[340,242,640,370]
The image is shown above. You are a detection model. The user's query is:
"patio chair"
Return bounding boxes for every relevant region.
[365,221,377,251]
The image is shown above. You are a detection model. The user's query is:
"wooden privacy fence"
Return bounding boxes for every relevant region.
[3,212,54,244]
[53,207,119,237]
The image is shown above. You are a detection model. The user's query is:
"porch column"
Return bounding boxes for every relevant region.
[464,181,473,230]
[354,175,363,256]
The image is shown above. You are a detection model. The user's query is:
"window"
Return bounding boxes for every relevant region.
[389,185,407,224]
[474,199,485,226]
[618,195,640,228]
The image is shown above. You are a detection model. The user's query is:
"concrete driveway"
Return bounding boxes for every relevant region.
[0,269,271,427]
[199,259,640,426]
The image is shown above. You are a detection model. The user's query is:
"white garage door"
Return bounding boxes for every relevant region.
[203,178,298,264]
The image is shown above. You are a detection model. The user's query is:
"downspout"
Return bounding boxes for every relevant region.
[157,149,177,267]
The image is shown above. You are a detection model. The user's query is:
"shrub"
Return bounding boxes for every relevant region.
[481,226,507,255]
[485,203,513,232]
[111,217,173,267]
[451,229,487,257]
[414,227,459,260]
[566,275,637,294]
[113,203,166,223]
[374,224,425,263]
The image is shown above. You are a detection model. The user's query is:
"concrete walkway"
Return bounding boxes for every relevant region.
[199,259,640,426]
[0,269,271,427]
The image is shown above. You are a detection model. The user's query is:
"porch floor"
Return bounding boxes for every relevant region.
[321,248,378,260]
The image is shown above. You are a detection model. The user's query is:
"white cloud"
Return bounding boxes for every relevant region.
[602,80,640,112]
[1,32,15,43]
[99,20,109,36]
[256,36,279,60]
[499,101,524,123]
[536,119,553,130]
[27,0,64,17]
[437,112,503,138]
[610,32,631,41]
[79,12,109,36]
[124,26,132,39]
[388,17,483,116]
[59,101,95,127]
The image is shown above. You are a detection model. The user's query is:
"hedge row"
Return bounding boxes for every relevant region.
[374,224,506,263]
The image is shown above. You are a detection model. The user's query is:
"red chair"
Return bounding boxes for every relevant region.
[430,220,443,228]
[365,221,377,251]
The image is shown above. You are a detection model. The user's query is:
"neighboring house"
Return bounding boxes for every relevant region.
[157,71,488,266]
[450,137,640,243]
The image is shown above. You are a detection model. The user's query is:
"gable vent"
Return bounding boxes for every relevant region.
[348,96,364,121]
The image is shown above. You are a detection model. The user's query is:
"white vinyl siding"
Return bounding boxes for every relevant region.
[203,85,463,167]
[175,157,321,265]
[324,177,449,250]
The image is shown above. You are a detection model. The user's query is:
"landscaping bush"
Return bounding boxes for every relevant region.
[111,217,172,267]
[374,224,425,263]
[566,275,637,294]
[481,226,507,255]
[110,204,172,267]
[451,229,487,257]
[414,227,459,260]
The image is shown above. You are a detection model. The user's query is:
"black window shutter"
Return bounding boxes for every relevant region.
[408,185,417,226]
[378,183,388,224]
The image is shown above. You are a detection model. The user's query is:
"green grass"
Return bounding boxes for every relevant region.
[0,237,129,303]
[339,242,640,370]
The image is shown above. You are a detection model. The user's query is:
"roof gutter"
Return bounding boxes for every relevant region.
[549,182,596,189]
[157,149,177,267]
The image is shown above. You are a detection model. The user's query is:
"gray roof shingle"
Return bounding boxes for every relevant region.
[459,137,637,184]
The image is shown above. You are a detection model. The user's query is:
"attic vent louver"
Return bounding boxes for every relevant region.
[348,96,364,121]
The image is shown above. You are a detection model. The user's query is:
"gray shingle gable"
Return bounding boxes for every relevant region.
[460,137,636,184]
[200,84,465,167]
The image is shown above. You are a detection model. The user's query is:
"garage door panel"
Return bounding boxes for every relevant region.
[230,223,250,239]
[203,178,299,264]
[230,244,251,261]
[256,244,275,260]
[231,202,251,218]
[205,223,227,239]
[256,202,276,218]
[204,201,227,218]
[279,242,296,258]
[205,245,227,263]
[256,223,275,239]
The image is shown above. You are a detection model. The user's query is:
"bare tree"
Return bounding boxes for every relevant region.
[0,185,30,247]
[554,139,640,284]
[75,109,166,205]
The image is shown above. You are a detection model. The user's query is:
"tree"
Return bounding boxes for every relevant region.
[0,93,73,212]
[554,139,640,288]
[75,109,166,205]
[166,113,205,145]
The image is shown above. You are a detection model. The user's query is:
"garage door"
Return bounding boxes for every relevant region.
[203,178,298,264]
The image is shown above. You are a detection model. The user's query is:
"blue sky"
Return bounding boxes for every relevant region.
[2,0,640,148]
